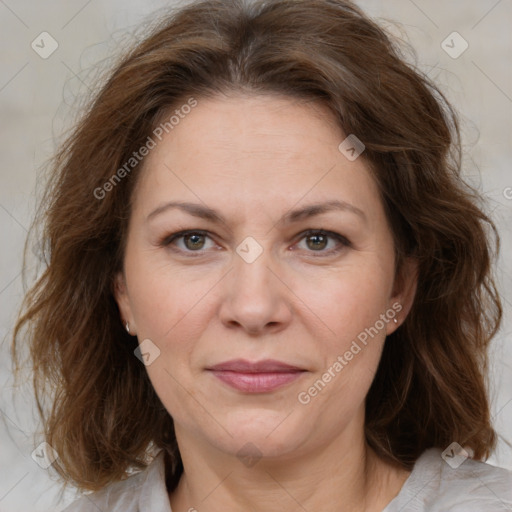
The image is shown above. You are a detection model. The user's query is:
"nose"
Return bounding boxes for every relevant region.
[218,245,293,336]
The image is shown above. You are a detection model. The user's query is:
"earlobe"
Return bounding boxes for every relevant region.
[387,257,419,335]
[113,271,135,334]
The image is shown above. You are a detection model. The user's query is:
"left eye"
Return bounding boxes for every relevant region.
[161,229,350,256]
[295,230,350,255]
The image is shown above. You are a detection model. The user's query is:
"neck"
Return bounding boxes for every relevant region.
[167,417,410,512]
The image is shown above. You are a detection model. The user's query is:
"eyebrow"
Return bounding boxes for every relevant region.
[146,199,367,225]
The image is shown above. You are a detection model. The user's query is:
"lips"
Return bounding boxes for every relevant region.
[206,359,306,393]
[207,359,304,373]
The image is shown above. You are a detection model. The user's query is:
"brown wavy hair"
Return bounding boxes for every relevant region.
[11,0,504,493]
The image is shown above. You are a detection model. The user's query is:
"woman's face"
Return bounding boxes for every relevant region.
[115,93,416,461]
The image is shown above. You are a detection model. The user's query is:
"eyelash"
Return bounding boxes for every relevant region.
[159,229,351,258]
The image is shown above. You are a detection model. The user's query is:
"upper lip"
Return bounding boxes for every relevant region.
[207,359,305,373]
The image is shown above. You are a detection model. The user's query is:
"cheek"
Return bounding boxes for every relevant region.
[293,262,393,350]
[296,272,390,417]
[125,248,211,339]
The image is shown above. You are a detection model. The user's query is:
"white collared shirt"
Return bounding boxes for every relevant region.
[62,448,512,511]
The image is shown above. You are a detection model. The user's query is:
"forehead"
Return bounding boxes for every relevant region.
[132,94,383,225]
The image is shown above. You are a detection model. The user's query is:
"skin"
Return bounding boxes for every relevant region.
[114,93,418,512]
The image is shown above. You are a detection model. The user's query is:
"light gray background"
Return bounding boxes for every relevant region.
[1,1,511,511]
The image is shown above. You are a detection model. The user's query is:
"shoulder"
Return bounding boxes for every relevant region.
[60,451,170,512]
[384,447,512,512]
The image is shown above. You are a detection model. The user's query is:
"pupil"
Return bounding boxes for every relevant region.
[186,234,204,250]
[308,234,327,250]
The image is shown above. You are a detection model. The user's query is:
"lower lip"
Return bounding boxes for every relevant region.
[208,370,305,392]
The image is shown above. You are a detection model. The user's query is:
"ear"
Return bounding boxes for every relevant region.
[113,271,136,335]
[386,256,418,335]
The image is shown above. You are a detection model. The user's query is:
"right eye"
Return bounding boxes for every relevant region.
[160,230,218,255]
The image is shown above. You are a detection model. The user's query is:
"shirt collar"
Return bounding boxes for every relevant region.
[138,450,173,511]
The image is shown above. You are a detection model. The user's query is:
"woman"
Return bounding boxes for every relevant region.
[12,0,512,510]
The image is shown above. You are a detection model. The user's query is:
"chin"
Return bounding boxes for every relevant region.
[216,433,302,462]
[214,410,307,458]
